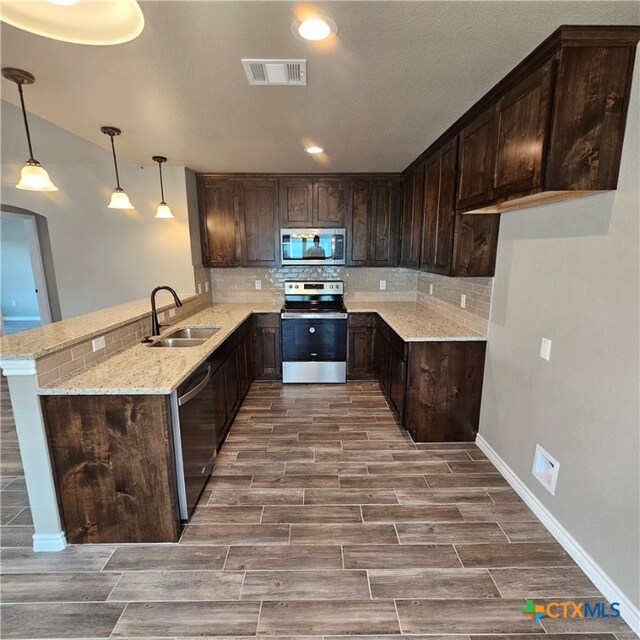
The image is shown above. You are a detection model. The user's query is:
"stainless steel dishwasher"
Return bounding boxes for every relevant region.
[170,360,216,520]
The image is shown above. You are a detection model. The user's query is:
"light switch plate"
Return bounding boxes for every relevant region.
[92,336,106,352]
[460,294,466,309]
[169,308,176,318]
[429,284,434,295]
[540,338,552,361]
[255,280,262,290]
[379,280,386,290]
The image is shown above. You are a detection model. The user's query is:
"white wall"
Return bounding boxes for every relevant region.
[0,215,39,319]
[1,101,195,319]
[479,50,639,609]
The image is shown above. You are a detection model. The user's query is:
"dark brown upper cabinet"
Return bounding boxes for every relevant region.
[369,178,401,267]
[400,165,423,269]
[279,178,313,226]
[197,176,240,267]
[347,180,371,266]
[315,178,347,227]
[421,139,457,275]
[454,26,640,213]
[238,178,279,267]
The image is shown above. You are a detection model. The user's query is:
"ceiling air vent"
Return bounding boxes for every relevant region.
[242,59,306,86]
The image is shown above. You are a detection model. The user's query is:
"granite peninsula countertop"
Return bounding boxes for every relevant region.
[0,294,199,360]
[31,301,483,395]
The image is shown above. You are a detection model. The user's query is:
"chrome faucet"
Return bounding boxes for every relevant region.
[149,286,183,337]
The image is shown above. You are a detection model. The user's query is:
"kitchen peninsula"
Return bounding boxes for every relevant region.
[1,294,485,546]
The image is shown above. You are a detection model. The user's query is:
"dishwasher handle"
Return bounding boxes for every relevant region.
[178,363,212,406]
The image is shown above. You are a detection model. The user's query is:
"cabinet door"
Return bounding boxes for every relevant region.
[374,318,390,394]
[494,61,554,200]
[315,179,347,227]
[347,313,376,378]
[434,141,458,272]
[239,178,279,267]
[457,105,499,211]
[388,345,406,423]
[252,313,282,380]
[347,180,371,266]
[279,179,313,227]
[198,178,240,267]
[369,179,401,267]
[211,364,228,449]
[400,166,423,269]
[420,156,440,269]
[452,213,500,277]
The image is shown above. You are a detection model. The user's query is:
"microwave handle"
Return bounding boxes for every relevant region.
[331,234,336,259]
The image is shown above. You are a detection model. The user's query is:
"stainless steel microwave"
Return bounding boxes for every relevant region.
[280,228,346,266]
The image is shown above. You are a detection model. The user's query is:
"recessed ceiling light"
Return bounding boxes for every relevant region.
[292,16,337,42]
[304,146,325,154]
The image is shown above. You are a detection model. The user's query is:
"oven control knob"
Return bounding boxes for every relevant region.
[309,327,316,333]
[295,285,299,289]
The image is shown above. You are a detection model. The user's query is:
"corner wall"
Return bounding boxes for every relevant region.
[479,50,639,611]
[1,101,195,320]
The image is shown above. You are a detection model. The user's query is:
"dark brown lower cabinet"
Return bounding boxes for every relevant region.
[374,316,390,394]
[405,340,486,442]
[41,394,181,544]
[347,313,376,379]
[373,316,406,422]
[253,313,281,380]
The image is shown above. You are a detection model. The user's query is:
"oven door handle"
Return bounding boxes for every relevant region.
[281,312,348,320]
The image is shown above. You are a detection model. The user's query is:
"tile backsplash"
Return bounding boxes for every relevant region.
[210,267,418,303]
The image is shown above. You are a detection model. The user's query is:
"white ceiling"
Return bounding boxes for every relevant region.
[1,1,638,173]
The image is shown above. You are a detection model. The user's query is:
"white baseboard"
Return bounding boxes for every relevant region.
[33,532,67,552]
[476,434,640,636]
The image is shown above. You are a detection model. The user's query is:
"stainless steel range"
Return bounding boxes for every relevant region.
[281,281,347,384]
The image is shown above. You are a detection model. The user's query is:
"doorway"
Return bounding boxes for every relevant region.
[0,211,52,335]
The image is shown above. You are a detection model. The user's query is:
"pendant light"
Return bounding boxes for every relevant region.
[101,126,134,209]
[2,67,58,192]
[152,156,174,219]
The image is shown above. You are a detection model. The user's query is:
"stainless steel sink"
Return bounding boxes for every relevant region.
[148,338,207,348]
[166,327,220,340]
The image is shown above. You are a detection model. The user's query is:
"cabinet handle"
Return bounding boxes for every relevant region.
[309,327,316,333]
[311,352,318,357]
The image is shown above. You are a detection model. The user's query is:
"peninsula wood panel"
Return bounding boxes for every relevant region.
[198,178,240,267]
[405,341,487,442]
[238,178,279,267]
[42,394,180,544]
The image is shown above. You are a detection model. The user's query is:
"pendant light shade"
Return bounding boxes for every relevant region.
[152,156,175,219]
[2,67,58,192]
[0,0,144,46]
[101,126,134,210]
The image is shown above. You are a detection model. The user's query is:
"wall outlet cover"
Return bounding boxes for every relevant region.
[540,338,552,361]
[91,336,106,352]
[197,283,202,294]
[158,312,165,322]
[460,294,466,308]
[169,308,176,318]
[429,284,434,295]
[255,280,262,290]
[379,280,386,290]
[204,282,209,293]
[532,443,560,495]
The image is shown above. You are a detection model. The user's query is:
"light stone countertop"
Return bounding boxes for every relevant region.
[38,301,484,395]
[347,302,486,342]
[0,294,199,360]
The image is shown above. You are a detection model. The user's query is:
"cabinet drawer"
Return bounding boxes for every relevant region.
[348,313,376,328]
[254,313,280,329]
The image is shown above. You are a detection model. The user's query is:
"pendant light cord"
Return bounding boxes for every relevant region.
[158,161,166,204]
[109,134,122,189]
[17,83,35,161]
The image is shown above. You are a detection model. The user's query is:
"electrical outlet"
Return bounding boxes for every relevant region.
[92,336,106,352]
[379,280,386,290]
[197,283,203,294]
[429,284,434,295]
[169,308,176,318]
[204,282,209,293]
[460,294,466,308]
[532,444,560,495]
[255,280,262,290]
[540,338,552,361]
[158,312,165,322]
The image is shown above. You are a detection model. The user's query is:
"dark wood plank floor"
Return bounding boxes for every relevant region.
[0,379,632,638]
